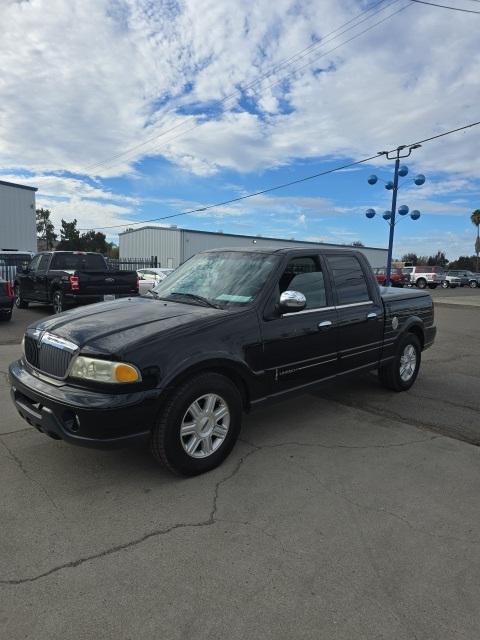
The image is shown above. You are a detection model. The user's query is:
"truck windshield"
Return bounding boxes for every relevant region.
[50,253,107,271]
[151,252,279,307]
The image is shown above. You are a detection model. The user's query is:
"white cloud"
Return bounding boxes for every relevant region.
[1,0,478,181]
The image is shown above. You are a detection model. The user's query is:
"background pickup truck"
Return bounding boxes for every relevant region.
[10,247,436,476]
[14,251,138,313]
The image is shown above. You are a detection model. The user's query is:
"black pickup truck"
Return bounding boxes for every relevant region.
[9,247,436,475]
[14,251,138,313]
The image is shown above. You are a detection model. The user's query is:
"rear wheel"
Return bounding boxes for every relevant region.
[378,333,421,392]
[14,285,28,309]
[150,372,242,476]
[416,278,427,289]
[52,290,64,314]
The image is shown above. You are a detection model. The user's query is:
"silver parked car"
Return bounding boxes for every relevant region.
[137,268,174,295]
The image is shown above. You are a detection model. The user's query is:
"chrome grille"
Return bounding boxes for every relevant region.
[38,344,74,378]
[24,335,39,368]
[24,332,78,378]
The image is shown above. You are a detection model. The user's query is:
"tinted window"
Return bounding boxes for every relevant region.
[326,255,370,305]
[38,255,50,270]
[50,253,106,271]
[29,255,42,271]
[278,257,326,309]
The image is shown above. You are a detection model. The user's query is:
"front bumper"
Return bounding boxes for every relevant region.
[9,359,160,448]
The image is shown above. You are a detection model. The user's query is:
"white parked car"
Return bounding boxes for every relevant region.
[402,266,446,289]
[137,268,174,294]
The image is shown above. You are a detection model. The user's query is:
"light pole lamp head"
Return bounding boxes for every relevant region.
[398,165,409,177]
[365,208,376,219]
[398,205,409,216]
[367,174,378,185]
[385,181,394,191]
[410,210,421,220]
[382,211,391,220]
[414,174,425,186]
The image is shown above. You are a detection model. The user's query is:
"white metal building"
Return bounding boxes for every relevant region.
[0,180,37,252]
[119,226,388,268]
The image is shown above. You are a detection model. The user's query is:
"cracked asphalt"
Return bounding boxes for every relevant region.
[1,302,479,639]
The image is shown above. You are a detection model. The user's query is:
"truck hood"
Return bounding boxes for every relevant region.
[30,296,225,354]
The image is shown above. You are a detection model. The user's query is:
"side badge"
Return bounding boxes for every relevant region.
[392,316,399,330]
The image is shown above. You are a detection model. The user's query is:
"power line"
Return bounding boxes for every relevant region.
[85,0,404,174]
[410,0,480,13]
[78,119,480,231]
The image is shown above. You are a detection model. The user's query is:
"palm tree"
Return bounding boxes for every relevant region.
[472,209,480,272]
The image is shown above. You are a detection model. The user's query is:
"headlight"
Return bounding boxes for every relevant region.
[70,356,141,383]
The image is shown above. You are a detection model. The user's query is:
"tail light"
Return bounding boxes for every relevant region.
[6,282,14,298]
[69,275,80,291]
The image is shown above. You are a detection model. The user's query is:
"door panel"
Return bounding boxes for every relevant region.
[33,254,51,301]
[324,254,384,373]
[261,308,338,393]
[22,255,41,300]
[335,302,384,372]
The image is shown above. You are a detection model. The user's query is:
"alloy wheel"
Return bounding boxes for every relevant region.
[399,344,417,382]
[180,393,230,458]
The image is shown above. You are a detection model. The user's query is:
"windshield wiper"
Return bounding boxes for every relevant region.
[168,292,221,309]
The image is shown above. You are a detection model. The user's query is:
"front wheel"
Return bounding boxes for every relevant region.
[416,278,427,289]
[150,372,242,476]
[470,280,478,288]
[378,333,421,392]
[441,281,449,289]
[14,285,28,309]
[52,290,64,314]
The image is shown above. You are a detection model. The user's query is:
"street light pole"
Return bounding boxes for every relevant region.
[385,152,401,287]
[366,144,425,287]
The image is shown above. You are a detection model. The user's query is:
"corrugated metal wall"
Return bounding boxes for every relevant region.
[0,184,37,252]
[181,230,387,267]
[120,226,388,268]
[120,227,182,266]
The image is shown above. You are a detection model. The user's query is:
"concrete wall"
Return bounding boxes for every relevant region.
[0,182,37,252]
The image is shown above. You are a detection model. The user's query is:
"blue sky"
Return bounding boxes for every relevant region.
[1,0,479,259]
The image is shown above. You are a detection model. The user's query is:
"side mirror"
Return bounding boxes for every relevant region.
[279,290,306,313]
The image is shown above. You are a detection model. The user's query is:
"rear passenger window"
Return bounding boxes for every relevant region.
[37,255,50,270]
[326,255,370,305]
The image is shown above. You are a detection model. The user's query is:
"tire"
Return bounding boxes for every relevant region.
[0,309,13,321]
[469,280,478,289]
[378,333,421,392]
[14,285,28,309]
[416,278,427,289]
[150,372,242,476]
[441,281,449,289]
[52,290,64,314]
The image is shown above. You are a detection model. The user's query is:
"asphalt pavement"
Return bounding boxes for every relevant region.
[1,297,479,639]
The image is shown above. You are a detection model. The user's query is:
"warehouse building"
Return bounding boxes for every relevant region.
[0,179,37,252]
[119,226,388,268]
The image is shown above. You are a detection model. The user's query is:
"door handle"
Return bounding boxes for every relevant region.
[367,312,377,319]
[318,320,333,330]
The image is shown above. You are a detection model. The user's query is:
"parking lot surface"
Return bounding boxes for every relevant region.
[1,300,479,639]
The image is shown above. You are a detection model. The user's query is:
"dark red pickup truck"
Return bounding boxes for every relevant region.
[14,251,138,314]
[373,267,408,287]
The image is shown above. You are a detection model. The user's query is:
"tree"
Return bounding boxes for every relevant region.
[401,253,418,265]
[471,209,480,271]
[351,241,364,247]
[427,251,448,267]
[36,208,57,249]
[80,230,110,253]
[448,255,477,271]
[57,219,83,250]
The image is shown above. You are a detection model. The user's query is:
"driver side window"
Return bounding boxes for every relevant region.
[29,255,42,271]
[278,257,327,309]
